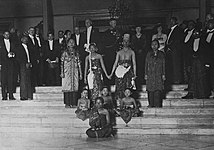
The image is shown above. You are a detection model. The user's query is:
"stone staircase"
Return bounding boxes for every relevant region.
[0,85,214,140]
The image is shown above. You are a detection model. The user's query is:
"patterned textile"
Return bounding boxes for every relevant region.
[88,58,103,100]
[115,60,134,99]
[145,51,165,91]
[61,50,80,92]
[86,108,113,138]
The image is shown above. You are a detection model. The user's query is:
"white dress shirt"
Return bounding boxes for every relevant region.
[22,43,30,63]
[59,38,63,44]
[29,34,35,45]
[35,34,41,47]
[4,39,10,52]
[48,40,53,50]
[75,34,80,46]
[87,26,92,45]
[206,29,214,43]
[193,38,200,52]
[167,25,178,44]
[184,29,194,43]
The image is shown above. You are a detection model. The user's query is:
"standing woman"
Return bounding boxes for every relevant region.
[61,38,82,108]
[84,43,109,102]
[145,40,165,108]
[152,23,167,52]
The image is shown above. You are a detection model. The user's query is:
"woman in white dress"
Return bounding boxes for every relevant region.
[152,24,167,52]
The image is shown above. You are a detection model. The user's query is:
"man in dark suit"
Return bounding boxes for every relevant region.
[27,27,40,90]
[44,32,61,86]
[204,19,214,96]
[166,17,184,84]
[71,26,86,70]
[182,20,196,83]
[0,30,16,100]
[35,27,45,85]
[102,18,121,85]
[17,36,34,100]
[82,18,100,51]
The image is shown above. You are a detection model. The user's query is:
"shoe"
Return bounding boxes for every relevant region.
[2,98,7,100]
[182,93,193,99]
[20,98,27,101]
[65,105,71,108]
[9,97,16,100]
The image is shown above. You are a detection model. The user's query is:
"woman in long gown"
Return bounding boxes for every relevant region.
[110,35,136,107]
[84,43,109,103]
[86,97,113,138]
[61,38,82,108]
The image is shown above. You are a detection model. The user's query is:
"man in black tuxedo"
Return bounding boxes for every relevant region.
[71,26,86,70]
[27,27,40,91]
[44,32,61,86]
[166,17,184,84]
[35,27,45,85]
[182,20,196,83]
[0,30,16,100]
[17,36,34,100]
[204,19,214,95]
[82,18,100,51]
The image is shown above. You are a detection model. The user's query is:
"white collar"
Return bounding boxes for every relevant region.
[4,38,9,41]
[22,43,27,47]
[207,28,214,33]
[29,34,34,38]
[87,26,92,30]
[171,24,178,30]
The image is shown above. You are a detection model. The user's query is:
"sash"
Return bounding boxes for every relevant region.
[87,52,94,89]
[115,65,131,78]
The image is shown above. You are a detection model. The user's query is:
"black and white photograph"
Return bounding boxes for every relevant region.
[0,0,214,149]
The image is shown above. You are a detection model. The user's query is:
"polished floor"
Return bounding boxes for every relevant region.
[1,133,214,150]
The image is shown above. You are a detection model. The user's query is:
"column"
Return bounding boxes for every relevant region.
[42,0,53,40]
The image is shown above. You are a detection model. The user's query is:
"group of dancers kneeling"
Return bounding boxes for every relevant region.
[74,86,143,138]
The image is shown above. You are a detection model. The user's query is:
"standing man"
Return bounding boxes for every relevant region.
[27,27,40,91]
[35,27,45,85]
[44,32,61,86]
[72,26,86,70]
[204,19,214,97]
[166,17,184,84]
[0,30,16,100]
[17,36,34,100]
[82,18,100,51]
[102,18,121,85]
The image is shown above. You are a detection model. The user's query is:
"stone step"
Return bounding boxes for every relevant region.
[0,106,214,116]
[1,98,214,107]
[5,90,189,100]
[0,85,188,94]
[1,124,214,135]
[0,115,213,126]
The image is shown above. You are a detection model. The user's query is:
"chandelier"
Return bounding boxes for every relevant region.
[108,0,132,20]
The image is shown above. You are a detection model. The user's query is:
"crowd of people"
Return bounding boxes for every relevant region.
[0,13,214,137]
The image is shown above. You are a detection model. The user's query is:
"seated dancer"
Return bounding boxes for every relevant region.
[84,43,109,103]
[75,89,91,121]
[117,88,142,125]
[101,86,115,109]
[110,34,137,108]
[101,86,116,126]
[86,97,113,138]
[145,40,165,108]
[182,30,211,99]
